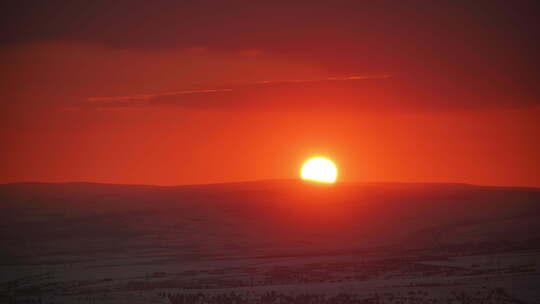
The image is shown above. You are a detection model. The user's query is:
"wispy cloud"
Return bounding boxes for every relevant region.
[86,75,391,106]
[87,88,234,103]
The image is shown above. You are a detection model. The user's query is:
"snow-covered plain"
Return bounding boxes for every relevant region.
[1,181,539,303]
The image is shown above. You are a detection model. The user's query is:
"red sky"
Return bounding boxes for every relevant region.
[1,1,539,187]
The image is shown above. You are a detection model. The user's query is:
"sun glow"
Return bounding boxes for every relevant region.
[301,157,338,183]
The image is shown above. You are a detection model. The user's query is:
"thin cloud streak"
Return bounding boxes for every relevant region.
[87,89,234,103]
[86,75,391,104]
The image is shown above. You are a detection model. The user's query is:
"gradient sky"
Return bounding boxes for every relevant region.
[1,0,539,187]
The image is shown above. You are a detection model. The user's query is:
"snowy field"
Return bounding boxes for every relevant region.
[1,181,539,303]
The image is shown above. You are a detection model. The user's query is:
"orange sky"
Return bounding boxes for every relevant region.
[1,1,539,187]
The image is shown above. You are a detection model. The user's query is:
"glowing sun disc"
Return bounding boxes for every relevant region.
[301,157,338,183]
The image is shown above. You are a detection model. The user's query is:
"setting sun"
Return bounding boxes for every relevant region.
[301,157,338,183]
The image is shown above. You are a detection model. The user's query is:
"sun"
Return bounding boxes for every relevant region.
[301,157,338,183]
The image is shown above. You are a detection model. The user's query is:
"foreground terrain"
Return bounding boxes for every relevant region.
[1,181,539,303]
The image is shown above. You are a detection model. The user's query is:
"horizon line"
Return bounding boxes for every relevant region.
[1,179,539,190]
